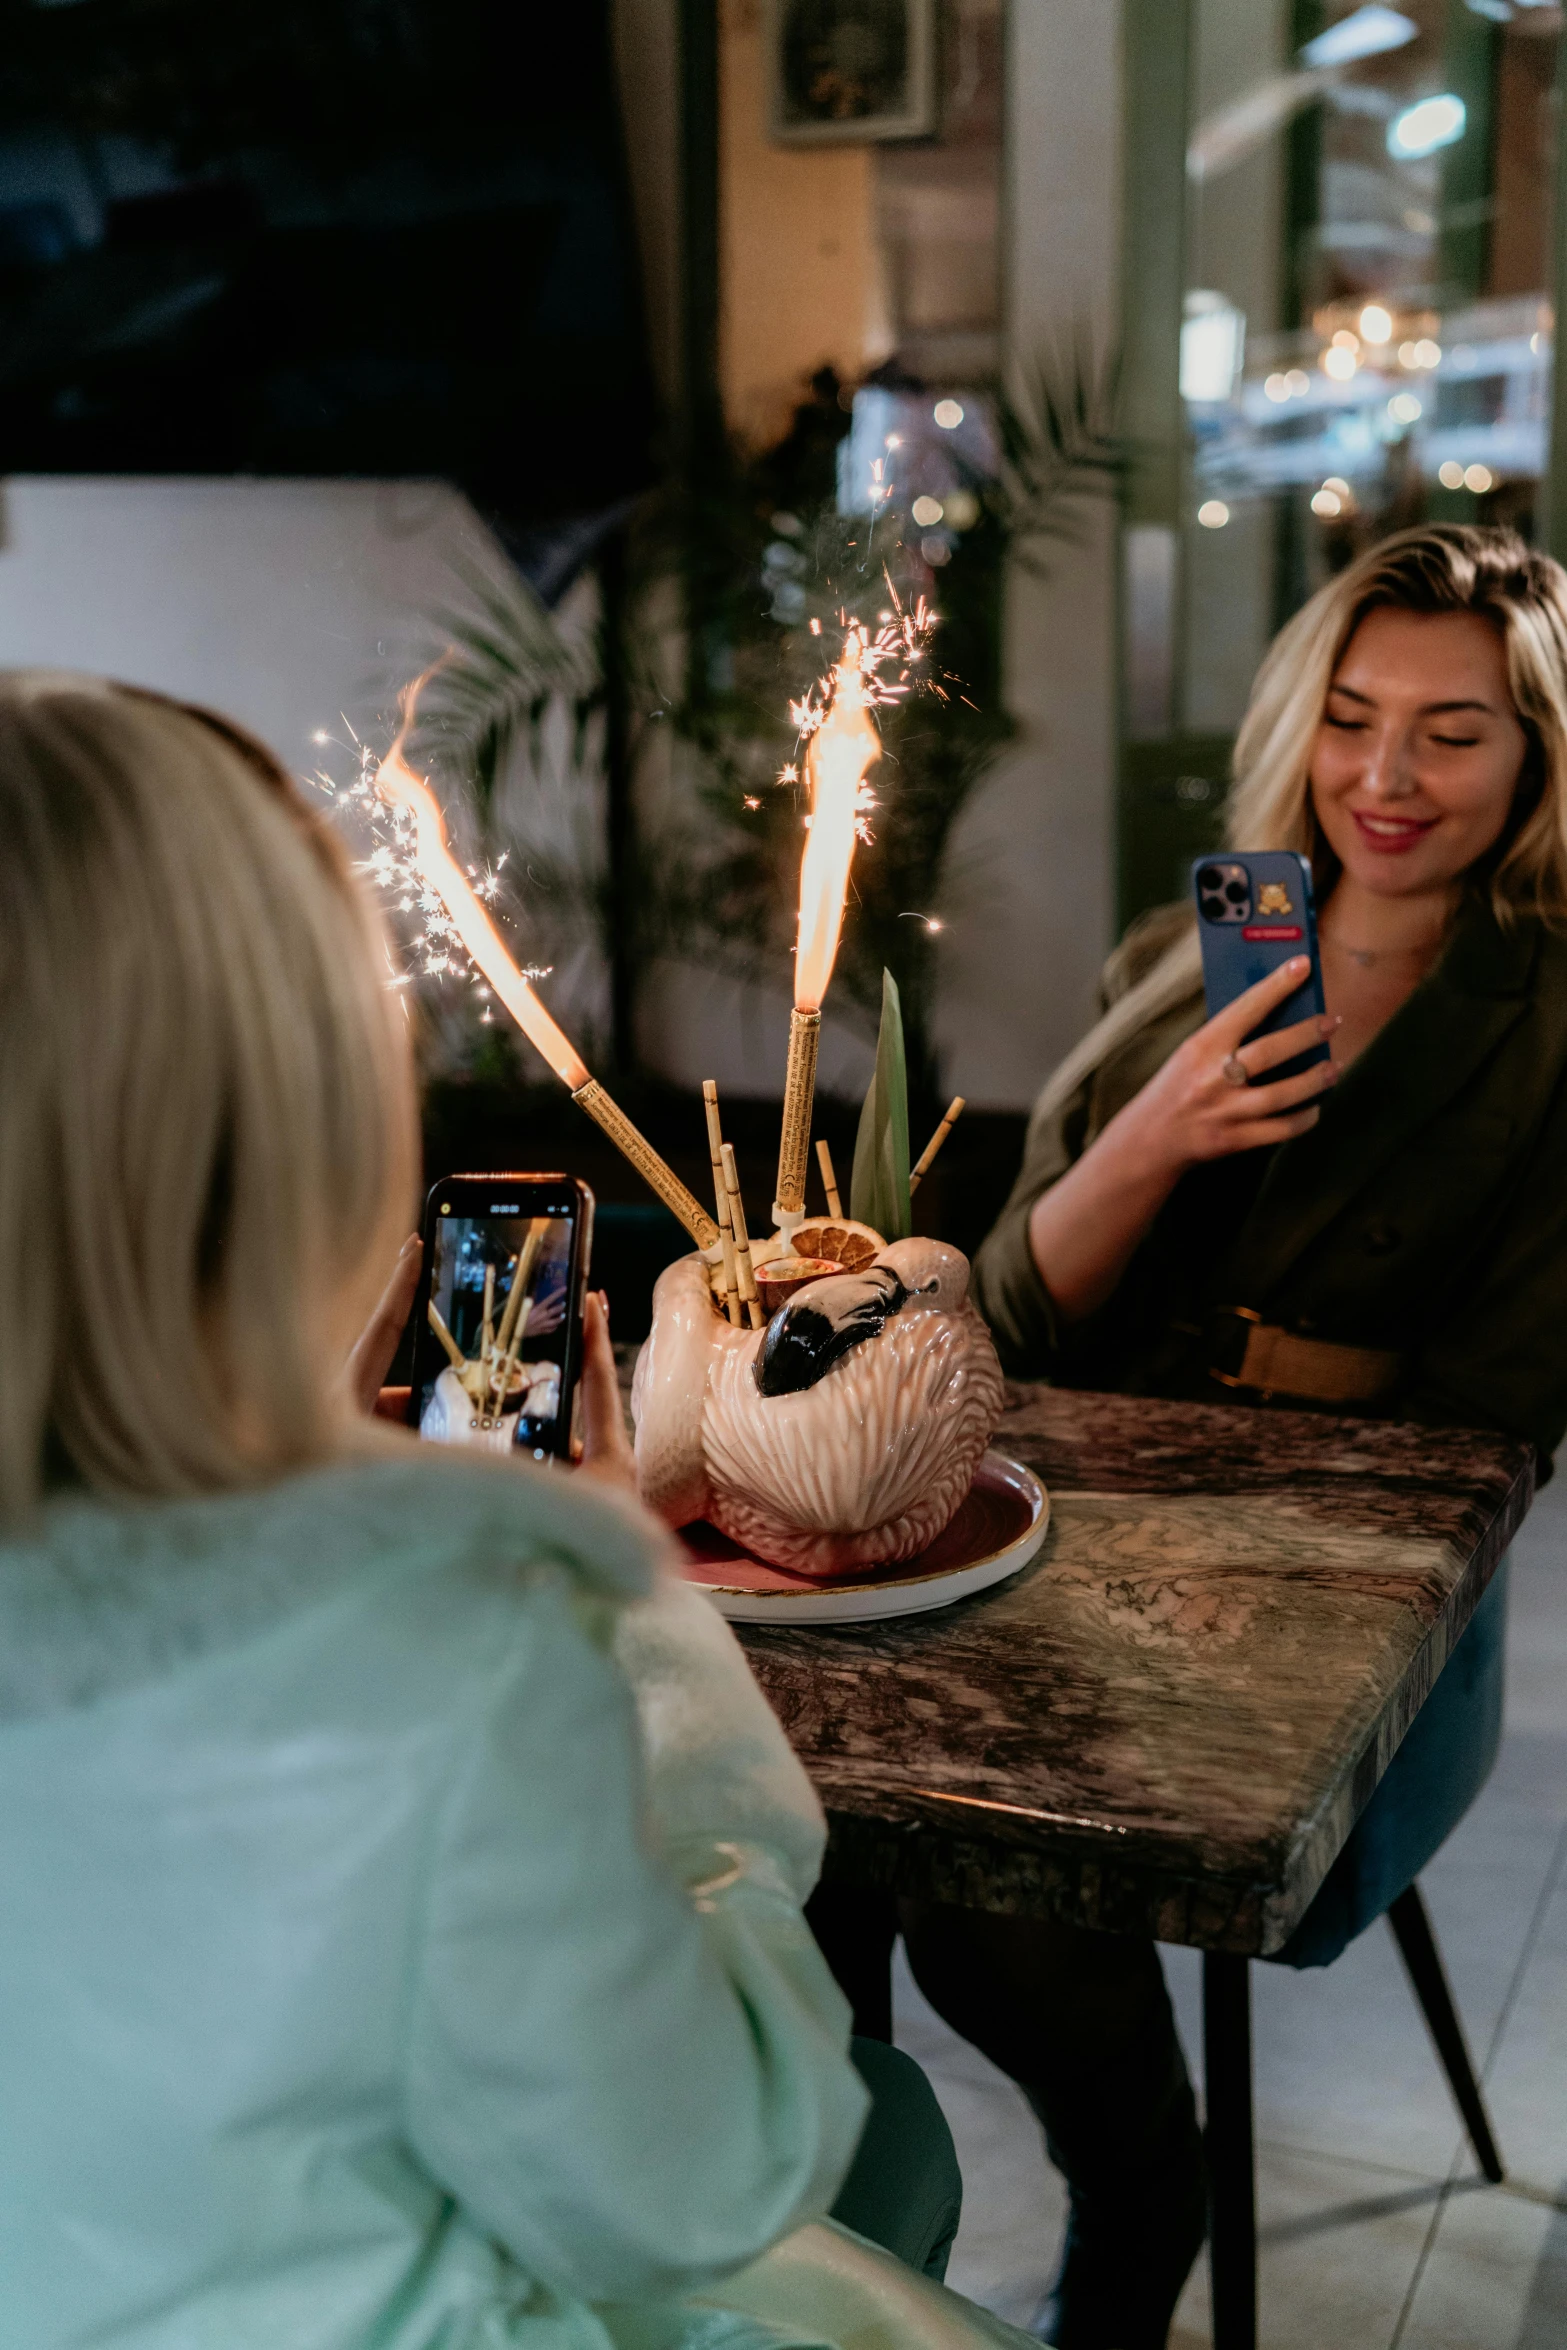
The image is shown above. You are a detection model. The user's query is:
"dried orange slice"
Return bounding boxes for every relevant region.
[757,1256,841,1313]
[789,1219,885,1272]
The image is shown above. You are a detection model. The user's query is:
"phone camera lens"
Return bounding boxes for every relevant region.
[1197,866,1224,893]
[1224,880,1247,903]
[1200,894,1225,919]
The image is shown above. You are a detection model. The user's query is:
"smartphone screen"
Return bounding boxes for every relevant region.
[408,1176,593,1462]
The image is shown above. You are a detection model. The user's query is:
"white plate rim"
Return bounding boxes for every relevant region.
[687,1451,1050,1626]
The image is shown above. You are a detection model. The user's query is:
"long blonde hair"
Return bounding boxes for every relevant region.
[1030,524,1567,1134]
[0,673,416,1518]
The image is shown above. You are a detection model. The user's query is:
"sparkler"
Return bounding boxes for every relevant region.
[773,591,935,1231]
[370,675,720,1251]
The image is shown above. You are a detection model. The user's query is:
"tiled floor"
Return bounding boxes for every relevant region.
[893,1475,1567,2348]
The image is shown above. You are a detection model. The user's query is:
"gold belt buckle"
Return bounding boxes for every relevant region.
[1208,1305,1264,1392]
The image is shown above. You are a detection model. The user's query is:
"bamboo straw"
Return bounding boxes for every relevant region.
[702,1081,744,1326]
[720,1142,765,1329]
[426,1298,467,1372]
[910,1095,966,1195]
[816,1137,843,1218]
[571,1080,720,1249]
[489,1221,547,1421]
[489,1298,534,1428]
[495,1221,546,1358]
[774,1007,822,1221]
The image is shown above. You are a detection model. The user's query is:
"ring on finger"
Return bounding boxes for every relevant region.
[1221,1053,1250,1089]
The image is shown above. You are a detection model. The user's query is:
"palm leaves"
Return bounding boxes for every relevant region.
[405,562,596,830]
[394,337,1121,1097]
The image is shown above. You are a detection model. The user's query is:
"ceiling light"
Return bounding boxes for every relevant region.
[1322,345,1359,380]
[1265,372,1291,401]
[1389,392,1422,423]
[932,400,964,429]
[1438,460,1465,488]
[910,496,944,527]
[1311,487,1344,517]
[1388,94,1467,160]
[1181,292,1246,402]
[1197,500,1231,529]
[1300,5,1418,67]
[1360,304,1394,343]
[1464,464,1494,493]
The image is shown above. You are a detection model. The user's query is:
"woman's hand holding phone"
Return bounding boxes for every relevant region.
[353,1244,635,1491]
[1117,958,1340,1176]
[1027,960,1340,1325]
[349,1233,423,1414]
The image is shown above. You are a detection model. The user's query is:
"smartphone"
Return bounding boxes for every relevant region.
[406,1174,595,1463]
[1191,850,1329,1082]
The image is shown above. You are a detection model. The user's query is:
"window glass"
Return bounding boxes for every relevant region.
[1185,0,1562,731]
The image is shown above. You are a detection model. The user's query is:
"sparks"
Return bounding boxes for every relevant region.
[780,588,941,1017]
[357,665,591,1086]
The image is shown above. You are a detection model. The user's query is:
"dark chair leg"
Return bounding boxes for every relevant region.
[1387,1883,1504,2183]
[1203,1952,1257,2350]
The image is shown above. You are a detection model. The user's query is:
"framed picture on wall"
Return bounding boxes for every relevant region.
[767,0,938,146]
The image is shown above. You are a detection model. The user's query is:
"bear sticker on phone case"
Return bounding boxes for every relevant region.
[1256,881,1294,916]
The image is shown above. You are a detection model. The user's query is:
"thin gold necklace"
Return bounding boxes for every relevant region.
[1321,928,1447,971]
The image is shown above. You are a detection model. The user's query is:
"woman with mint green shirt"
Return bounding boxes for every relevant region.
[0,674,1018,2350]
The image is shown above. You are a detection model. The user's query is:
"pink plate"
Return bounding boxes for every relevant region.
[677,1451,1049,1625]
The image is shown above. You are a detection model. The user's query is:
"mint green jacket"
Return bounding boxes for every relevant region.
[0,1442,889,2349]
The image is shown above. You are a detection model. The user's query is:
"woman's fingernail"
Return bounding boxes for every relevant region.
[1290,956,1309,973]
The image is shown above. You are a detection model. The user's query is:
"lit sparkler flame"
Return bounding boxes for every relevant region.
[793,627,881,1013]
[772,588,937,1224]
[372,673,590,1089]
[784,586,935,1011]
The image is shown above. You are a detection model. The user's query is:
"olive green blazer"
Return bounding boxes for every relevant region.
[973,896,1567,1458]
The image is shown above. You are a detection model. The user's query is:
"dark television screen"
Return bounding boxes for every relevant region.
[0,0,655,543]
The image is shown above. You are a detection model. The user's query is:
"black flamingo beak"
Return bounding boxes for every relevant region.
[753,1266,908,1397]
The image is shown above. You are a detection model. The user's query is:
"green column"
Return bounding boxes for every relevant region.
[1438,0,1499,303]
[1121,0,1192,536]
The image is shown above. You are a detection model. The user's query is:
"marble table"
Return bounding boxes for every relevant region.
[734,1383,1534,2350]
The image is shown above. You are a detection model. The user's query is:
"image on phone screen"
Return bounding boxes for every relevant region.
[416,1205,576,1458]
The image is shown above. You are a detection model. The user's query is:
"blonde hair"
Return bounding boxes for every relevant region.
[1029,524,1567,1132]
[0,673,416,1518]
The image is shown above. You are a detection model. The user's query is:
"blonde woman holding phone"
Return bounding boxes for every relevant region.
[895,527,1567,2349]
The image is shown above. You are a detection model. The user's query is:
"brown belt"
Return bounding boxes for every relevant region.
[1207,1307,1404,1406]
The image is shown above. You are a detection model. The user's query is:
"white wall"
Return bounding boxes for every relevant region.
[0,475,503,773]
[931,0,1124,1104]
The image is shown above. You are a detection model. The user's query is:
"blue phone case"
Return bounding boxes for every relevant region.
[1191,850,1328,1080]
